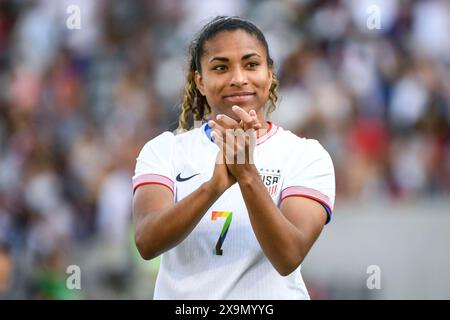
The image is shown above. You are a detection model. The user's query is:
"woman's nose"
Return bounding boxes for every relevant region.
[230,67,248,86]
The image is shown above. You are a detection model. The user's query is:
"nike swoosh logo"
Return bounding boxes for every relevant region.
[176,173,200,182]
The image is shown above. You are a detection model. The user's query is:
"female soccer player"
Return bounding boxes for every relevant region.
[132,16,335,299]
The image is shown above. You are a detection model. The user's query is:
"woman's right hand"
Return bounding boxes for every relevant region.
[206,108,261,194]
[208,127,237,194]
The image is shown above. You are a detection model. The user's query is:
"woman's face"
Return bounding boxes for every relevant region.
[195,30,273,121]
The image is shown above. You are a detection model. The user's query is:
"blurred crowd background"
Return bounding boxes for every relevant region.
[0,0,449,299]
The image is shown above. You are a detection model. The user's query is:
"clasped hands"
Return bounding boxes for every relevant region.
[208,105,262,183]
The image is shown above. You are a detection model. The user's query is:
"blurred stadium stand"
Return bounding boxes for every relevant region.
[0,0,449,299]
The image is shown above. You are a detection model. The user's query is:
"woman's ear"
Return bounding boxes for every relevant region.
[267,67,273,90]
[194,71,205,96]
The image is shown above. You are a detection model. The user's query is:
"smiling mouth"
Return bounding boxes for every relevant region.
[223,92,256,102]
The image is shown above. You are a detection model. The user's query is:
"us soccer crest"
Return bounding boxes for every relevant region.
[259,168,281,197]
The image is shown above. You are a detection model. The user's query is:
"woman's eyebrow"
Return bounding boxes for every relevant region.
[241,53,261,60]
[208,52,261,64]
[209,56,228,63]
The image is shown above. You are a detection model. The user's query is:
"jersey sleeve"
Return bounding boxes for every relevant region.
[132,131,176,194]
[280,139,336,224]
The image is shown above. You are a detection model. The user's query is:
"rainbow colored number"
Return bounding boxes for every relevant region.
[211,211,232,255]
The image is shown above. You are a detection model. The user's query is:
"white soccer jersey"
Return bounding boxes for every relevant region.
[132,121,335,300]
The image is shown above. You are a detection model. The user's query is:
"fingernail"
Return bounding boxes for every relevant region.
[217,114,222,120]
[208,120,214,127]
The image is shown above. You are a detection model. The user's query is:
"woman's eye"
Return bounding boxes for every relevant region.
[246,62,259,68]
[213,65,227,71]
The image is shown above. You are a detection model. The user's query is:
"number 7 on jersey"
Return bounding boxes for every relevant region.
[211,211,232,255]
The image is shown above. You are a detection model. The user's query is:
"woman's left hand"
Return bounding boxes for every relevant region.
[208,105,261,181]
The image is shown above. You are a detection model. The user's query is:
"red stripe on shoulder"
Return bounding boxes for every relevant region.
[280,186,332,212]
[132,174,174,193]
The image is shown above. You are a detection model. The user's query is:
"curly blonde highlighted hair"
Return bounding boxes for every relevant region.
[176,16,279,133]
